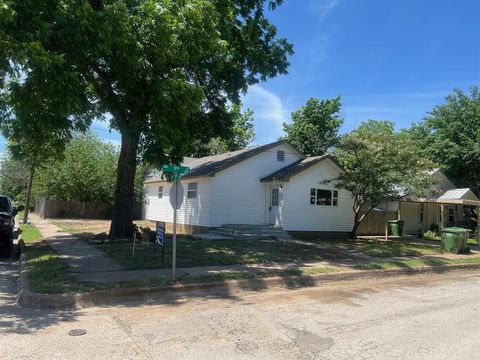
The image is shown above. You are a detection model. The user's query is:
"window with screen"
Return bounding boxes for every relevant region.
[158,186,163,199]
[309,188,338,206]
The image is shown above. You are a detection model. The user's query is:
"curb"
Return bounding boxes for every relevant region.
[16,258,480,310]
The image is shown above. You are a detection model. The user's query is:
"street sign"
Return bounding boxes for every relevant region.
[156,221,165,246]
[161,164,191,175]
[160,164,191,282]
[169,182,184,209]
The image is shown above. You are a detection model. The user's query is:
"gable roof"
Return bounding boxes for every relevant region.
[260,155,341,182]
[144,140,303,183]
[438,188,479,201]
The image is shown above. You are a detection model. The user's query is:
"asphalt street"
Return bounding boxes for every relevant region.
[1,258,479,359]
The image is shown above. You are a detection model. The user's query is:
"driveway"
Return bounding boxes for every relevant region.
[1,269,479,359]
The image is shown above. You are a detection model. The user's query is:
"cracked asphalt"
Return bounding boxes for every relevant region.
[1,258,480,359]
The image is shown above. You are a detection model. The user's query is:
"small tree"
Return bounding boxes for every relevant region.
[283,97,343,156]
[332,120,434,238]
[33,133,126,205]
[0,154,29,203]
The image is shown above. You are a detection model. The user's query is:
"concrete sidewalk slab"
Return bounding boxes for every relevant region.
[29,214,124,274]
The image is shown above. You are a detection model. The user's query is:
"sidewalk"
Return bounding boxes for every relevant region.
[29,214,124,275]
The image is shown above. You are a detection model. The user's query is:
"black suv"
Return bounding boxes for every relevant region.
[0,195,18,258]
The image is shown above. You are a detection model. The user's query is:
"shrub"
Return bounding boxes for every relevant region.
[424,230,440,241]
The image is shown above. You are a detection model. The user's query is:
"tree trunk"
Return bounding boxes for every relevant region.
[23,166,34,223]
[350,212,361,239]
[109,130,140,239]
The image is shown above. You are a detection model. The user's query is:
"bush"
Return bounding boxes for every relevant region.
[429,223,439,235]
[424,230,440,241]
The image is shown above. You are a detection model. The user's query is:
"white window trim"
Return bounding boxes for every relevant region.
[187,182,198,199]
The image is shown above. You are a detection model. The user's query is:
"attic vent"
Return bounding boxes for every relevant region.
[277,150,285,162]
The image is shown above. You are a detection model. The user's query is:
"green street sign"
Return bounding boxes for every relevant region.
[161,164,191,175]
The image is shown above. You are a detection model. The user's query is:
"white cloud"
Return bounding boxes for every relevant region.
[307,0,341,20]
[242,85,289,144]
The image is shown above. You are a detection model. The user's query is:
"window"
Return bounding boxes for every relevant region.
[187,182,198,199]
[271,188,279,206]
[277,150,285,161]
[157,186,163,199]
[309,188,338,206]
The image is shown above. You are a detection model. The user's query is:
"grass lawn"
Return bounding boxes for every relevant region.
[357,240,442,257]
[19,223,43,243]
[95,237,444,270]
[354,256,480,270]
[96,238,347,270]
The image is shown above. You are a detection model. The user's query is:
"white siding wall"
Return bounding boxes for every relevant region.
[145,178,211,227]
[281,160,355,232]
[209,143,303,227]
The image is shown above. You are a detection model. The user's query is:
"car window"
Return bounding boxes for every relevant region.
[0,197,10,212]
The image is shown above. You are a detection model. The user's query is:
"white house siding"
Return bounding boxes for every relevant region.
[145,178,211,227]
[208,143,303,227]
[281,160,355,232]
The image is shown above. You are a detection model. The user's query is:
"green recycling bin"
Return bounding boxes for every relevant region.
[388,220,405,236]
[441,227,471,254]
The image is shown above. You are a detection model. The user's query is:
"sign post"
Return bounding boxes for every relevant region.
[161,164,190,282]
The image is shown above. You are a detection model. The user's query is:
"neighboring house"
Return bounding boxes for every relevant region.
[143,140,355,236]
[378,169,479,236]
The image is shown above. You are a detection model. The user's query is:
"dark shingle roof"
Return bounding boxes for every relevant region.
[145,140,302,183]
[260,155,340,182]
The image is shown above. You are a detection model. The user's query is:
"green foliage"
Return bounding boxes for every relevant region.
[332,120,435,238]
[423,230,440,241]
[406,87,480,194]
[189,104,255,156]
[1,0,293,236]
[33,132,142,204]
[283,97,343,156]
[0,154,29,202]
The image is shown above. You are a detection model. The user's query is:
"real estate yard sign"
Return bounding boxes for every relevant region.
[161,164,191,281]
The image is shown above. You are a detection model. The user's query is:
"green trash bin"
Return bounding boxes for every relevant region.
[441,227,471,254]
[388,220,405,236]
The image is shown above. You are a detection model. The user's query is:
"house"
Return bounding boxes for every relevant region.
[358,168,480,236]
[143,140,355,237]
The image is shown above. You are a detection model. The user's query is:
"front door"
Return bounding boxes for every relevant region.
[269,185,282,227]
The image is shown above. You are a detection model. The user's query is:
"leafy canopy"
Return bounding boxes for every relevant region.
[406,86,480,195]
[33,133,142,205]
[333,120,434,237]
[189,104,255,157]
[283,97,343,156]
[1,0,293,236]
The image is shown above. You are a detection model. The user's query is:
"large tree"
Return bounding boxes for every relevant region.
[283,97,343,156]
[1,0,293,238]
[406,87,480,195]
[332,120,434,238]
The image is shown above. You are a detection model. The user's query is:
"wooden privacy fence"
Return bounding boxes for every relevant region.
[35,199,144,220]
[356,210,399,236]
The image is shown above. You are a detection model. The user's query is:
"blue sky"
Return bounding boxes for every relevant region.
[2,0,479,153]
[243,0,480,143]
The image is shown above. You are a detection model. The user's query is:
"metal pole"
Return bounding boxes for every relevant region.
[476,206,480,246]
[172,178,178,281]
[385,200,389,241]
